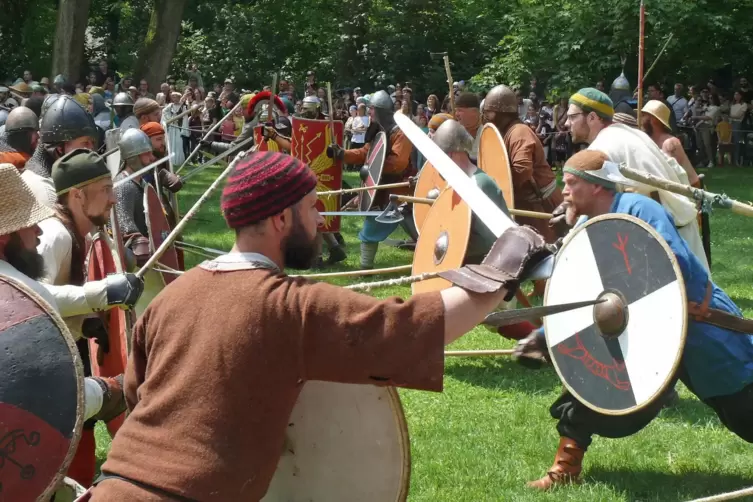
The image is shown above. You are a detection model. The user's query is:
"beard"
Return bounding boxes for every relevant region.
[282,211,318,270]
[5,233,45,280]
[565,203,581,227]
[642,121,654,137]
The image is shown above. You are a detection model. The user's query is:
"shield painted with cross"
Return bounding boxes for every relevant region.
[144,183,181,286]
[359,131,387,212]
[0,274,84,502]
[544,214,687,415]
[291,117,344,233]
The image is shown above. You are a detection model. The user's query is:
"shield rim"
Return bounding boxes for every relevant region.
[412,160,447,234]
[411,187,471,295]
[0,273,85,501]
[143,183,180,286]
[478,123,515,211]
[359,131,387,212]
[544,213,688,416]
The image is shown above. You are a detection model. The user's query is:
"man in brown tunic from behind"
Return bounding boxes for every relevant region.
[90,150,549,501]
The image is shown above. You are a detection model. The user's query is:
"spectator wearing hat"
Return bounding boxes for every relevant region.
[134,98,162,126]
[641,100,700,186]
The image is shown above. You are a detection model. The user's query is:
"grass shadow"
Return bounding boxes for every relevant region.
[445,356,562,395]
[657,394,721,427]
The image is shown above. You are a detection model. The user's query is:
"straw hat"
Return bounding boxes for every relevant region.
[642,100,672,131]
[0,164,55,236]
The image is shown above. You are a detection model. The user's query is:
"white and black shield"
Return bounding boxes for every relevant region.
[544,214,687,415]
[359,131,387,211]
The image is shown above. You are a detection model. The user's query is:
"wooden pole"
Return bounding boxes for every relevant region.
[318,181,411,196]
[444,55,455,114]
[177,101,242,173]
[293,264,412,279]
[637,0,646,124]
[444,350,515,357]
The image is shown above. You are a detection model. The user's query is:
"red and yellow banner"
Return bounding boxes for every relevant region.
[291,117,343,232]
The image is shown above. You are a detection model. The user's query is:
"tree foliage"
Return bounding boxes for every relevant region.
[1,0,752,98]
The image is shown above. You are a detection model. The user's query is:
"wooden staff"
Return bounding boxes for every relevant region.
[390,193,553,219]
[177,101,242,174]
[136,146,256,279]
[634,33,674,94]
[293,264,412,279]
[327,82,337,145]
[165,104,202,125]
[444,349,515,357]
[346,272,439,291]
[318,181,411,196]
[113,156,172,188]
[392,194,433,205]
[619,165,753,218]
[444,55,455,114]
[180,136,254,183]
[637,0,646,124]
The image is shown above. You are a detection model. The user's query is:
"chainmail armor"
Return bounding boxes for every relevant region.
[114,170,148,237]
[26,143,55,178]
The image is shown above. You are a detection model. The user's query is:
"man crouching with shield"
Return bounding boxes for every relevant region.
[327,90,416,269]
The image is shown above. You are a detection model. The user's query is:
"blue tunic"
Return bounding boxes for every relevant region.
[610,192,753,399]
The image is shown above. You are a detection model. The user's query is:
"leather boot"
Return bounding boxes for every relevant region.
[527,437,584,490]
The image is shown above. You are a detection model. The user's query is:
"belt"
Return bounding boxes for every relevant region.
[522,179,557,203]
[688,282,753,334]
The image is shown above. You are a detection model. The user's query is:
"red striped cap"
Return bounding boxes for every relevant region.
[221,151,318,229]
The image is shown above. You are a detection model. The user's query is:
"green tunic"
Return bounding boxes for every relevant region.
[465,168,509,263]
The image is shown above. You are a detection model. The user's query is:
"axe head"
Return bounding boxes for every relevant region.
[375,200,404,224]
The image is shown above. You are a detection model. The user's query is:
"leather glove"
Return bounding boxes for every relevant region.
[326,144,344,160]
[106,273,144,310]
[438,226,552,297]
[82,317,110,357]
[549,200,572,238]
[513,329,550,369]
[129,235,151,267]
[159,169,184,193]
[88,374,127,423]
[262,125,278,141]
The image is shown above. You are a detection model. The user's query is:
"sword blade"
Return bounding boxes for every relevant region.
[483,299,606,327]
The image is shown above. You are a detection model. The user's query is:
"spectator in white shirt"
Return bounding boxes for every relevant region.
[730,90,748,164]
[517,89,533,122]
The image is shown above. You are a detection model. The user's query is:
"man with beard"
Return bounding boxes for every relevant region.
[565,87,708,271]
[90,150,549,501]
[328,90,415,269]
[482,84,564,297]
[113,92,139,131]
[134,97,162,127]
[25,95,99,180]
[641,100,700,186]
[516,149,753,491]
[454,92,482,158]
[0,162,142,492]
[140,121,183,223]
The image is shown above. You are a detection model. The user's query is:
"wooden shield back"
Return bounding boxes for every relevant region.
[291,117,344,232]
[411,188,471,294]
[412,161,446,233]
[86,232,130,436]
[0,274,84,502]
[478,123,515,210]
[262,382,410,502]
[144,183,181,286]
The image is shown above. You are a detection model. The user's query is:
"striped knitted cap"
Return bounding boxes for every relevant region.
[221,151,318,229]
[569,88,614,120]
[428,113,454,132]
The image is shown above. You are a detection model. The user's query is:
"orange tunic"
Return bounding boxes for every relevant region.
[502,121,563,242]
[0,150,30,171]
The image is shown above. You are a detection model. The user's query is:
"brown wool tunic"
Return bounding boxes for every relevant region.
[91,266,445,501]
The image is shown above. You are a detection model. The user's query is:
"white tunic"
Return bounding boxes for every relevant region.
[589,123,709,272]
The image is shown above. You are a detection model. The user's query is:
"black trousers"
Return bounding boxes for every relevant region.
[553,365,753,449]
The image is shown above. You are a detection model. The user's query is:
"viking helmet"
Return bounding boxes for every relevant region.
[118,128,152,161]
[611,72,630,92]
[5,106,39,133]
[369,90,396,132]
[369,90,392,111]
[432,119,473,155]
[113,92,135,108]
[483,85,517,114]
[39,95,98,144]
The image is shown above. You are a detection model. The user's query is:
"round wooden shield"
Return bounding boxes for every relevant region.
[412,161,447,233]
[0,274,84,502]
[477,123,515,210]
[86,231,130,436]
[143,183,181,286]
[544,214,687,415]
[359,131,387,211]
[411,188,471,295]
[262,382,410,502]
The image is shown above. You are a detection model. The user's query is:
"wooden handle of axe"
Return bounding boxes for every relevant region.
[391,194,434,205]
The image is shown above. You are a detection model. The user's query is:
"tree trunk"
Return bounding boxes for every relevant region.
[133,0,188,94]
[51,0,92,82]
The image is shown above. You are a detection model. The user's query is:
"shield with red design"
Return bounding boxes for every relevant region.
[544,214,686,415]
[86,229,132,436]
[291,117,344,232]
[253,126,282,153]
[0,274,84,502]
[143,183,181,286]
[358,131,387,212]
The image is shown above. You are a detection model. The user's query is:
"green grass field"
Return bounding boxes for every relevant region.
[97,167,753,501]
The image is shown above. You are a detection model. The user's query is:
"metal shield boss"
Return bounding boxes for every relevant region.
[291,117,344,232]
[143,183,181,286]
[262,382,410,502]
[359,131,387,211]
[0,274,84,502]
[544,214,687,415]
[477,123,515,212]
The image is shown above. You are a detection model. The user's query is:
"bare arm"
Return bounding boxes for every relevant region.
[663,137,699,186]
[440,287,508,345]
